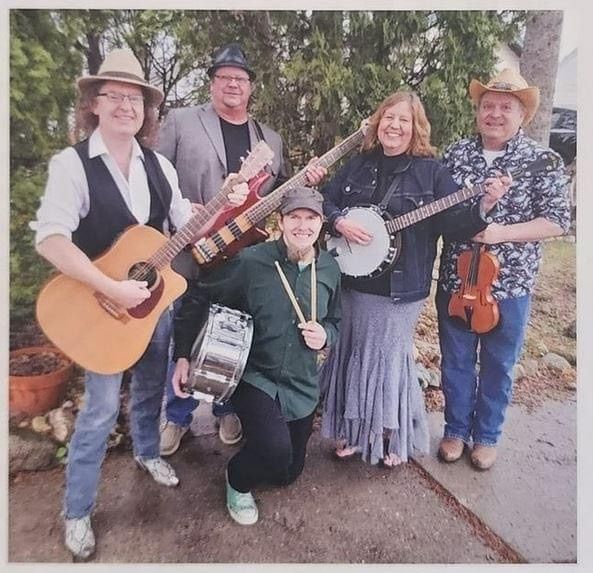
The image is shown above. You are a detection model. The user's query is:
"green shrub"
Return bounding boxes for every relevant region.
[10,165,53,323]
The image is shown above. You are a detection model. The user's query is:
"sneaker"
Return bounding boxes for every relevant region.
[64,515,95,559]
[225,471,258,525]
[438,437,465,463]
[134,456,180,487]
[160,421,189,456]
[218,413,243,445]
[470,444,498,470]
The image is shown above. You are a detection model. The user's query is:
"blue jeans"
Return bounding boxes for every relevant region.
[165,375,234,425]
[64,310,172,518]
[436,289,531,446]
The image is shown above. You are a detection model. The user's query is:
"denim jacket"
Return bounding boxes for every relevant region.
[321,149,487,303]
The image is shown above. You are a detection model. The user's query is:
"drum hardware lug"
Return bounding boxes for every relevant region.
[187,390,214,403]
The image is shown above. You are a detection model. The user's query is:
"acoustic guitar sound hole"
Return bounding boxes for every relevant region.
[128,262,159,290]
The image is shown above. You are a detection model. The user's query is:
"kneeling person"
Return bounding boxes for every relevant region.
[171,187,341,524]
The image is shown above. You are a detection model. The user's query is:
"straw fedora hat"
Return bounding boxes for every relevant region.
[76,48,164,106]
[469,68,540,125]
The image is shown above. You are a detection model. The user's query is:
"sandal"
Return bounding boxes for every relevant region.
[380,436,402,469]
[381,452,402,468]
[334,440,361,459]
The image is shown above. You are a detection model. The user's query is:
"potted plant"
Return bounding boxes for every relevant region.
[9,346,74,417]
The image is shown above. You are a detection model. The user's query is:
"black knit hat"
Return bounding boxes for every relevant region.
[206,43,256,81]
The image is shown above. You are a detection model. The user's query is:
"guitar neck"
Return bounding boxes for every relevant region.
[245,128,365,223]
[148,183,233,269]
[386,183,484,233]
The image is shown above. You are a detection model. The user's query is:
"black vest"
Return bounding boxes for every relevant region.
[72,139,172,259]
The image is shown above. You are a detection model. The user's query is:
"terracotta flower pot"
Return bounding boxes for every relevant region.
[9,346,74,417]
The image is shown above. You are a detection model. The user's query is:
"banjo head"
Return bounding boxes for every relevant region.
[326,206,399,278]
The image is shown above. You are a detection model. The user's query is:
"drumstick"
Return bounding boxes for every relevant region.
[275,261,307,324]
[311,259,317,324]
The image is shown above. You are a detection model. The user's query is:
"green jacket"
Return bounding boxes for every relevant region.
[174,239,342,420]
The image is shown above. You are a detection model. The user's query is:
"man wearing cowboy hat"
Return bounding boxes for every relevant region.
[158,43,327,454]
[32,48,248,559]
[436,68,570,470]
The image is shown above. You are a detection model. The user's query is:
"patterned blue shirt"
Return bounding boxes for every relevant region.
[438,129,570,300]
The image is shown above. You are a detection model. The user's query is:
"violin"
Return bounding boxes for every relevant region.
[448,243,500,334]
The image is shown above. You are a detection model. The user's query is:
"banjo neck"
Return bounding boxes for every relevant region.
[384,156,555,233]
[385,183,484,233]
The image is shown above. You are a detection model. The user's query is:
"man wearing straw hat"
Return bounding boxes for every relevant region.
[170,186,341,525]
[32,48,248,559]
[436,68,570,470]
[158,42,327,454]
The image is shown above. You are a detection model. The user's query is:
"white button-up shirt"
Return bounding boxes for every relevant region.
[31,128,192,244]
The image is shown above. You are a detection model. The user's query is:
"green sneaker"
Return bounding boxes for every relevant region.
[225,472,258,525]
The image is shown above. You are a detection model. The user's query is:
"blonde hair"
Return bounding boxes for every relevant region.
[73,80,159,148]
[362,91,436,157]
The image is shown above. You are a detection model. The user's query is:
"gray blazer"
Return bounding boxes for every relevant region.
[157,102,290,278]
[157,102,289,205]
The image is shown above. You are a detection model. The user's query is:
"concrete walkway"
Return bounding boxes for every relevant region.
[415,397,577,563]
[192,395,577,562]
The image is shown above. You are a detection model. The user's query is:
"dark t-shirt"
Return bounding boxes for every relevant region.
[219,118,251,174]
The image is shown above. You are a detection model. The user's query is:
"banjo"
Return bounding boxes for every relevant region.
[326,154,560,278]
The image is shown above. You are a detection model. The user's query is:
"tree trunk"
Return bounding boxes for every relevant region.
[86,32,102,75]
[520,11,563,145]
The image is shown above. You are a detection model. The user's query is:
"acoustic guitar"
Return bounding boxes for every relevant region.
[35,141,274,375]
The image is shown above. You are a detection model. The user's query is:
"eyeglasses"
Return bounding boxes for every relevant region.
[213,74,250,86]
[97,92,145,105]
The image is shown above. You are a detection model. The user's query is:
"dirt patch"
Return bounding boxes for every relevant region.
[8,432,514,564]
[9,349,70,376]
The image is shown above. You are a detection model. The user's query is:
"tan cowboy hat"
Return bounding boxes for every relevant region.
[76,48,164,106]
[469,68,540,125]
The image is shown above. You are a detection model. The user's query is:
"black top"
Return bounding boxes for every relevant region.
[71,139,172,259]
[219,118,251,174]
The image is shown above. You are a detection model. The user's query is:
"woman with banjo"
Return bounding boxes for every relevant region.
[320,90,510,467]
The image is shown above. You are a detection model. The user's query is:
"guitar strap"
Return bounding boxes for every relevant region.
[142,147,176,235]
[376,156,411,212]
[253,119,266,143]
[253,119,278,180]
[378,175,402,212]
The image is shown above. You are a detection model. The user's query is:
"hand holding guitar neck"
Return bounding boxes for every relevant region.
[223,173,250,208]
[304,157,328,186]
[479,173,512,214]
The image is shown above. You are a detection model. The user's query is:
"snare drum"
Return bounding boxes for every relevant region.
[184,304,253,404]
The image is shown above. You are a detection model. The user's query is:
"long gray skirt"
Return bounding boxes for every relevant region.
[320,289,429,465]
